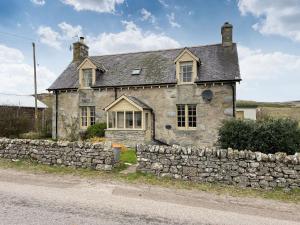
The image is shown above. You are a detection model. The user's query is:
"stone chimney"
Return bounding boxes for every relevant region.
[221,22,233,47]
[73,37,89,62]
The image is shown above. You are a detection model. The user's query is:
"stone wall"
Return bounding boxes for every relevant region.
[54,83,234,146]
[105,130,149,148]
[137,144,300,189]
[0,138,114,171]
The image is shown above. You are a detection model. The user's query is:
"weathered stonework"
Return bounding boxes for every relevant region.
[137,144,300,189]
[105,130,150,148]
[54,83,234,146]
[0,138,114,171]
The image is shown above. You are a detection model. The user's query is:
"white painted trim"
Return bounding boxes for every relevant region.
[174,48,199,63]
[104,95,144,111]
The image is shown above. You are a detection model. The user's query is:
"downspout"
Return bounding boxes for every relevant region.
[114,87,117,100]
[232,83,236,118]
[55,90,58,139]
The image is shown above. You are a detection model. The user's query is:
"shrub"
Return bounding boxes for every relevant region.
[218,118,300,154]
[86,123,107,139]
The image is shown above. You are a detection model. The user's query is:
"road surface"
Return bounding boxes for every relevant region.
[0,169,299,225]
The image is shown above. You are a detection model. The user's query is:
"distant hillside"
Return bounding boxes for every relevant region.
[236,100,299,108]
[237,100,300,122]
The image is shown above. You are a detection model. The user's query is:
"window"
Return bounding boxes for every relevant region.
[108,111,116,128]
[117,112,124,128]
[180,62,193,83]
[107,111,143,130]
[131,69,141,75]
[125,112,133,128]
[134,111,142,129]
[80,106,95,128]
[90,107,95,126]
[82,69,93,87]
[177,104,197,129]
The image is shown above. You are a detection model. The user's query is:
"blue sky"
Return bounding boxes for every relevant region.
[0,0,300,102]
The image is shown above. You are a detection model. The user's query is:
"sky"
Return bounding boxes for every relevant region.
[0,0,300,102]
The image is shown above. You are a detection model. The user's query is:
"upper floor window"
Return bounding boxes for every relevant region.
[82,69,93,87]
[180,62,193,83]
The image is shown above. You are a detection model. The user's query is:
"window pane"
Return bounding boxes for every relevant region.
[134,111,142,129]
[83,69,93,87]
[180,62,193,83]
[188,105,197,128]
[177,105,185,127]
[81,107,87,127]
[90,107,95,126]
[117,112,124,128]
[125,111,133,128]
[108,111,116,128]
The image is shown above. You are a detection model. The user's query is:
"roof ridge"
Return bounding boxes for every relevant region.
[89,43,227,58]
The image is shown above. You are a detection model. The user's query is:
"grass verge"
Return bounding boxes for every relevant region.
[0,158,299,204]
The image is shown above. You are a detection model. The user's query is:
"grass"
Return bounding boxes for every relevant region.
[0,158,299,204]
[120,149,137,164]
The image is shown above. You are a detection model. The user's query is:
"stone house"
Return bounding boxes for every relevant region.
[48,22,241,147]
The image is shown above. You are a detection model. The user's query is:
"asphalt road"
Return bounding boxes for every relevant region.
[0,169,299,225]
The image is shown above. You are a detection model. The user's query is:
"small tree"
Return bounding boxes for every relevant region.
[86,123,107,139]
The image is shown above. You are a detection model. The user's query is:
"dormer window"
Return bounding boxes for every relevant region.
[174,48,200,85]
[82,68,93,87]
[180,62,193,83]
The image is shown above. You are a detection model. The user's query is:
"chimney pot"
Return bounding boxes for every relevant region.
[72,37,89,62]
[221,22,233,47]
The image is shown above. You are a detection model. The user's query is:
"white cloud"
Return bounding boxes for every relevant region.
[31,0,45,6]
[58,22,82,39]
[238,0,300,42]
[167,13,181,28]
[141,8,156,24]
[87,21,180,55]
[237,45,300,101]
[0,44,55,94]
[37,26,61,49]
[158,0,168,8]
[37,22,82,49]
[61,0,124,13]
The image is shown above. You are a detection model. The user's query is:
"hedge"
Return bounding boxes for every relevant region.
[218,118,300,154]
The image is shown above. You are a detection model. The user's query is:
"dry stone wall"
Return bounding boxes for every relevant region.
[137,144,300,189]
[0,138,114,171]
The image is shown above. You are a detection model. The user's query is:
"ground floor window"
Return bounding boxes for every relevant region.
[177,104,197,129]
[107,111,143,129]
[80,106,96,128]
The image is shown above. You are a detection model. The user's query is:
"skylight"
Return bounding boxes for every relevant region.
[131,69,141,75]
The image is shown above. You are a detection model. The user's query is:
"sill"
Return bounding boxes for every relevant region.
[79,87,93,90]
[177,127,197,131]
[177,82,195,85]
[106,128,144,131]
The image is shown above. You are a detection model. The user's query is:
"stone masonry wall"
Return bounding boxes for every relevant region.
[137,144,300,189]
[0,138,114,171]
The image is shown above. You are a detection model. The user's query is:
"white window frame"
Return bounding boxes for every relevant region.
[82,68,93,88]
[179,62,193,83]
[107,110,143,130]
[177,104,197,130]
[80,106,96,128]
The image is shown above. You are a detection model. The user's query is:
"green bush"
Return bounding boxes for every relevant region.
[86,123,107,139]
[218,118,300,154]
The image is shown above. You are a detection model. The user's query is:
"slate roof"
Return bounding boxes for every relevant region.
[0,93,47,109]
[48,43,241,90]
[127,96,152,110]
